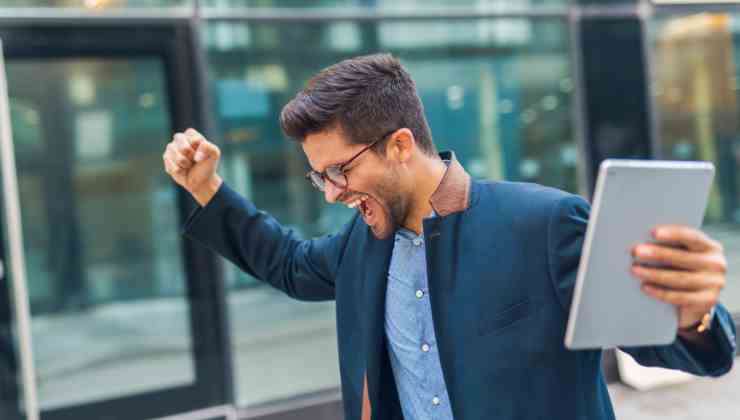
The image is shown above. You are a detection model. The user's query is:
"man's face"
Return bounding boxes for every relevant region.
[302,127,409,239]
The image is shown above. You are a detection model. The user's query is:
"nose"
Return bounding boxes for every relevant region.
[323,180,344,204]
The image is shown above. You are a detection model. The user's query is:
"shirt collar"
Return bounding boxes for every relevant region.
[428,151,472,217]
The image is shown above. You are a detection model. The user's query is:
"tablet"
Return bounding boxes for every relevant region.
[564,159,715,350]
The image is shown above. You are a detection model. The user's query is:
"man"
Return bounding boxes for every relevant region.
[163,54,736,420]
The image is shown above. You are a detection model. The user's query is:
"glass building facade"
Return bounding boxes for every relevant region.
[0,1,737,420]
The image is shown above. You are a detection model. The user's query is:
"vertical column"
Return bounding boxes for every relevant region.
[0,42,40,420]
[574,2,654,194]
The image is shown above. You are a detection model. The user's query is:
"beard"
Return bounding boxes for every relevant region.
[352,160,411,239]
[374,166,409,234]
[387,190,407,231]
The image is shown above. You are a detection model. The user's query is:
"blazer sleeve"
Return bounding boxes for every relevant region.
[181,182,355,301]
[546,194,737,376]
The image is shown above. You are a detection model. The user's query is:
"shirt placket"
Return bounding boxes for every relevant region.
[411,233,435,418]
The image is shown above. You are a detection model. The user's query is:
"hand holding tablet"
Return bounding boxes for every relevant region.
[631,225,725,334]
[565,160,725,349]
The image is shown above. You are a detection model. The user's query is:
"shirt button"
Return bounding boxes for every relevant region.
[415,290,424,299]
[413,238,422,246]
[432,396,440,406]
[421,343,430,352]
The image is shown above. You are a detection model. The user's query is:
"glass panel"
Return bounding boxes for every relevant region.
[204,17,575,406]
[1,0,190,7]
[0,52,21,420]
[652,13,740,311]
[5,57,195,410]
[202,0,569,10]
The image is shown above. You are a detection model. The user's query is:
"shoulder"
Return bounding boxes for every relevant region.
[461,181,589,240]
[471,180,589,216]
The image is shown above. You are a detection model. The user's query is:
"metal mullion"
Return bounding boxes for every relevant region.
[639,6,662,159]
[0,41,39,420]
[567,9,593,199]
[577,3,649,18]
[652,2,740,16]
[183,5,237,406]
[201,6,569,22]
[0,7,192,26]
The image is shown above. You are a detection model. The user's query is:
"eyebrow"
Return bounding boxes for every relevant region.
[314,142,372,172]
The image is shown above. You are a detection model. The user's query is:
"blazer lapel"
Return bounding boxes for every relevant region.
[362,232,394,420]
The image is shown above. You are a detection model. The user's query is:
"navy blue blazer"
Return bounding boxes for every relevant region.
[183,152,736,420]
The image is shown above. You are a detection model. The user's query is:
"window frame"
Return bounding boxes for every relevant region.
[0,20,232,420]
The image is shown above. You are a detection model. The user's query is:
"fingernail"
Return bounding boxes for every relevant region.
[637,245,652,256]
[194,151,204,162]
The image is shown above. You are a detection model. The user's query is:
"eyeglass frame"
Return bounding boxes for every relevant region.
[305,129,398,192]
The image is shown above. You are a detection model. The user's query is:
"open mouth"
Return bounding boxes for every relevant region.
[346,194,390,238]
[347,194,374,225]
[359,199,373,222]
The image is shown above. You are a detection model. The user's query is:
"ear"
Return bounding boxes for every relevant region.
[385,128,415,163]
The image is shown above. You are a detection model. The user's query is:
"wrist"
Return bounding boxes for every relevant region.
[191,174,223,207]
[678,306,716,336]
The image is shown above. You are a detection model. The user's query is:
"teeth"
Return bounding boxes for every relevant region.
[346,195,369,209]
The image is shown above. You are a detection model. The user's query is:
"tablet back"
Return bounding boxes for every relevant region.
[564,160,715,350]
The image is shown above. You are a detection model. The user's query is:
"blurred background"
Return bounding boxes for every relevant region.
[0,0,738,419]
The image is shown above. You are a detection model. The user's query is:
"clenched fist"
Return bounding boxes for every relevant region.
[163,128,223,206]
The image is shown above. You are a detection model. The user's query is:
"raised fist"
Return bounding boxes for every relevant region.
[163,128,223,206]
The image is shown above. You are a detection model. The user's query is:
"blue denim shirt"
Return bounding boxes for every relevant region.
[385,224,454,420]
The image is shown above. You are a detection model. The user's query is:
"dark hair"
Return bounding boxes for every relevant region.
[280,53,437,156]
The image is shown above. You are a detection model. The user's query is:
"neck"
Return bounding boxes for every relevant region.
[401,155,448,235]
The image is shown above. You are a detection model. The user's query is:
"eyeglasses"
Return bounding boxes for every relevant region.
[305,129,396,192]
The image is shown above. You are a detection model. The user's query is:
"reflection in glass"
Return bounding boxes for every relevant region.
[6,58,194,410]
[205,17,575,406]
[653,13,740,311]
